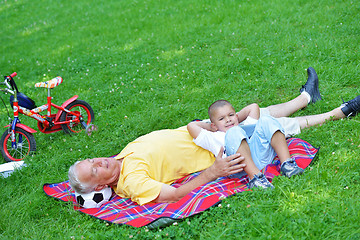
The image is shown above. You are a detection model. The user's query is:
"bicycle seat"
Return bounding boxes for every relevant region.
[35,76,63,89]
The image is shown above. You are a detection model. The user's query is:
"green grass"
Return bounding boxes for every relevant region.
[1,0,359,239]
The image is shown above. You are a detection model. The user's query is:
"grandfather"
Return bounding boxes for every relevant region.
[69,127,244,205]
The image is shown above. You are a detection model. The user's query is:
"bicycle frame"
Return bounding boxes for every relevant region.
[1,73,80,134]
[9,94,80,133]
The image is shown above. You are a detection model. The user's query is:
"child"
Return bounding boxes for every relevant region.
[187,100,304,189]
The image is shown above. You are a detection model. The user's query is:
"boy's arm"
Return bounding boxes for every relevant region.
[187,121,213,139]
[154,148,245,203]
[236,103,260,123]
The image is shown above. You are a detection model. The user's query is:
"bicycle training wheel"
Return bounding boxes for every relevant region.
[60,100,94,134]
[0,127,36,162]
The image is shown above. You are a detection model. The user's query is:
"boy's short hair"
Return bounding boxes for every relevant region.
[208,100,235,121]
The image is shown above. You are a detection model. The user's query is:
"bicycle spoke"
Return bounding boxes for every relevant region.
[6,136,29,159]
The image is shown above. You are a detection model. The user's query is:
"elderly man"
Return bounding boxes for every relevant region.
[68,67,360,205]
[69,126,245,205]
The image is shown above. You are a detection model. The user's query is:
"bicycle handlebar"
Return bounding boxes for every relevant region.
[0,72,17,93]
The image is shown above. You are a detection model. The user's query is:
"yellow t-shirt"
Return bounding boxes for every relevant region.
[114,126,215,205]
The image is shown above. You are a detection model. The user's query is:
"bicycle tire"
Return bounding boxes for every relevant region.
[0,127,36,162]
[60,100,94,134]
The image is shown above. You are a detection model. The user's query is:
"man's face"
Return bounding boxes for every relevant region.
[76,157,121,190]
[211,105,239,132]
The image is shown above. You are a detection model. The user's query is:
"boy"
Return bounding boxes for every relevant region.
[187,100,304,189]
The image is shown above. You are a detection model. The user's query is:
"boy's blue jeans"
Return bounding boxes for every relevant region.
[225,115,285,178]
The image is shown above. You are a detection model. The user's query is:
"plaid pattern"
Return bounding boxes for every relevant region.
[43,138,318,228]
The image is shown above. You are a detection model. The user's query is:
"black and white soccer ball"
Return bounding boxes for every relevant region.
[74,187,112,208]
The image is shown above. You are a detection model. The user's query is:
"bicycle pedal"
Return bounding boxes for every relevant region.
[44,116,54,128]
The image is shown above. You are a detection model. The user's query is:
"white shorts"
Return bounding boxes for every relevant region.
[260,108,301,138]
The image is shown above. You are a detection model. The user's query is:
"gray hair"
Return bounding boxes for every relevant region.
[68,161,96,194]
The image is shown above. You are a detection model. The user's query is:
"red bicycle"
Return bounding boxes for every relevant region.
[0,72,94,162]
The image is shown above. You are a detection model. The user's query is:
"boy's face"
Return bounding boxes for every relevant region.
[211,104,239,132]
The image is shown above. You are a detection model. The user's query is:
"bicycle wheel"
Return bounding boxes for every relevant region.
[60,100,94,134]
[0,127,36,162]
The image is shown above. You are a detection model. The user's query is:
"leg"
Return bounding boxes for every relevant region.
[265,94,308,118]
[270,131,291,164]
[225,126,261,179]
[234,140,274,189]
[250,116,304,178]
[270,130,304,178]
[295,107,345,130]
[269,95,360,136]
[296,95,360,129]
[225,126,274,189]
[234,139,260,179]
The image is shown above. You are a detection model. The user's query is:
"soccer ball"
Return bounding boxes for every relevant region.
[74,187,112,208]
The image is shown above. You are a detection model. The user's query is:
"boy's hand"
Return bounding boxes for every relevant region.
[187,121,213,139]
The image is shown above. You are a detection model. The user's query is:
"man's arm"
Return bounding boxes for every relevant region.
[236,103,260,123]
[187,121,213,139]
[154,148,245,203]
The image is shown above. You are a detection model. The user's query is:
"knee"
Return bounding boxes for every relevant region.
[258,116,282,129]
[256,116,285,138]
[258,115,276,124]
[225,126,247,140]
[272,129,285,138]
[225,126,247,156]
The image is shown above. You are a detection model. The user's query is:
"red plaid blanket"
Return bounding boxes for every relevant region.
[43,138,319,228]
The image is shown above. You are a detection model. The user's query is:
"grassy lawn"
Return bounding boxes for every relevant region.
[1,0,359,239]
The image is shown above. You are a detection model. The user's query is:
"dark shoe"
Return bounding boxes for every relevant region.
[248,173,274,189]
[341,95,360,118]
[280,158,304,178]
[300,67,322,104]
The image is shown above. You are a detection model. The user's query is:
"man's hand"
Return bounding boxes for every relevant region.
[207,147,246,179]
[154,148,245,204]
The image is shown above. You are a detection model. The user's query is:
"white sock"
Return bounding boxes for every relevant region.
[301,91,311,103]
